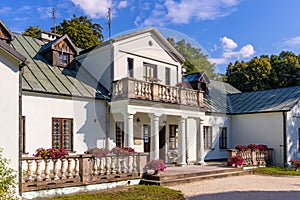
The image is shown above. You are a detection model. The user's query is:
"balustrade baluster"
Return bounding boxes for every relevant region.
[60,158,66,179]
[53,159,59,180]
[26,160,33,182]
[67,158,73,178]
[74,157,79,177]
[92,158,98,175]
[121,157,127,173]
[127,156,132,173]
[105,156,110,175]
[116,156,121,174]
[44,159,51,181]
[110,156,116,174]
[98,157,104,175]
[132,155,137,173]
[35,159,42,181]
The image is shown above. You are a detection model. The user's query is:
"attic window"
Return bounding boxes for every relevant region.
[59,52,69,66]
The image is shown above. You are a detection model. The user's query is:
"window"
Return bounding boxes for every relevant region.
[116,122,124,148]
[127,58,134,78]
[165,67,170,85]
[219,127,227,149]
[143,63,157,82]
[52,118,73,151]
[22,116,26,153]
[59,52,69,66]
[169,125,178,149]
[298,128,300,152]
[203,126,212,149]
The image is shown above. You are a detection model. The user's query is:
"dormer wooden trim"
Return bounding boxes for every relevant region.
[0,19,14,44]
[39,34,78,68]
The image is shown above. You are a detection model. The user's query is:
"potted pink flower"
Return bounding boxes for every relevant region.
[146,159,166,175]
[230,155,244,167]
[33,147,69,159]
[85,148,110,158]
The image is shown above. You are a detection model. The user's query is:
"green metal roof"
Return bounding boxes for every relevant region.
[11,34,109,100]
[205,80,300,114]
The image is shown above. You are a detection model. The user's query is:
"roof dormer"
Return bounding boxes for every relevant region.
[37,30,61,43]
[39,34,78,68]
[0,19,14,44]
[182,72,210,94]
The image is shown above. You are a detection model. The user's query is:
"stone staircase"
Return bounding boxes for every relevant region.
[141,167,252,186]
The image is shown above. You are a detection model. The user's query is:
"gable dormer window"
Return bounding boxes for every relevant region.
[0,19,14,44]
[59,52,70,66]
[39,34,78,68]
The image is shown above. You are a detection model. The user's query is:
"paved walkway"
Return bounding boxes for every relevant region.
[167,174,300,200]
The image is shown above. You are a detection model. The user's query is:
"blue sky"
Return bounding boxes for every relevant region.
[1,0,300,73]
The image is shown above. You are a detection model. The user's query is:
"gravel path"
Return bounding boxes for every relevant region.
[166,174,300,200]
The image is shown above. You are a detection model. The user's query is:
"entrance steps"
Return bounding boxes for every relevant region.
[141,167,252,186]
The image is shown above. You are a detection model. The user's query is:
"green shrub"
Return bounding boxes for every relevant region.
[0,148,17,200]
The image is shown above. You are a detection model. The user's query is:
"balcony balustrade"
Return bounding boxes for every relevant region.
[112,78,204,107]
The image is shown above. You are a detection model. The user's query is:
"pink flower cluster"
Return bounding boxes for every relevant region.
[33,147,69,159]
[235,144,268,151]
[85,148,110,158]
[85,147,137,158]
[230,155,245,166]
[146,159,167,171]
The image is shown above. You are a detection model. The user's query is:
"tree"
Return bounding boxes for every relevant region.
[167,38,217,79]
[54,15,103,49]
[225,51,300,92]
[23,26,41,38]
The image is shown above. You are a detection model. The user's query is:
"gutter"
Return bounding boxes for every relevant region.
[283,111,287,167]
[18,65,24,196]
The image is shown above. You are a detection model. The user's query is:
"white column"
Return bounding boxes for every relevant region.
[197,118,206,165]
[177,117,187,166]
[149,114,160,160]
[123,113,134,148]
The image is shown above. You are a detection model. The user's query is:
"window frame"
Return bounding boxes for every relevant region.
[143,62,157,82]
[203,126,212,149]
[116,122,125,148]
[298,128,300,152]
[219,127,227,149]
[58,52,70,66]
[127,58,134,78]
[52,118,73,151]
[165,67,171,85]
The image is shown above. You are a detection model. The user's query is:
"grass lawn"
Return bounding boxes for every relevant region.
[49,185,185,200]
[253,166,300,176]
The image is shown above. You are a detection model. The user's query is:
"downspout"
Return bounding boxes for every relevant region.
[18,64,24,196]
[283,111,287,167]
[106,103,111,149]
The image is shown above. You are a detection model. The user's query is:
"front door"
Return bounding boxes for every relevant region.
[143,125,150,152]
[159,126,166,160]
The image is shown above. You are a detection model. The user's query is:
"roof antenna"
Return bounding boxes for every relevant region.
[52,8,56,34]
[107,7,111,39]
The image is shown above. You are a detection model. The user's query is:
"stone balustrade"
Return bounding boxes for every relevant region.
[227,148,273,167]
[21,153,148,192]
[112,77,204,107]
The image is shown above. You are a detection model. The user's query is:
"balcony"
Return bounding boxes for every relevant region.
[112,77,204,107]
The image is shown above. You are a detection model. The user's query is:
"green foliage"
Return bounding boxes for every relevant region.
[0,148,17,200]
[49,185,185,200]
[253,166,300,176]
[54,15,103,49]
[22,26,41,38]
[167,38,217,79]
[225,51,300,92]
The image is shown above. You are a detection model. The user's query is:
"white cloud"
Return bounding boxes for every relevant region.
[71,0,112,18]
[223,44,255,59]
[118,0,128,9]
[138,0,240,27]
[0,6,12,15]
[221,36,237,51]
[283,36,300,48]
[210,36,255,67]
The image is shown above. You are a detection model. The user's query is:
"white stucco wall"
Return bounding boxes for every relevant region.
[77,45,112,91]
[231,112,284,165]
[114,32,181,85]
[0,48,20,173]
[22,94,107,155]
[287,103,300,162]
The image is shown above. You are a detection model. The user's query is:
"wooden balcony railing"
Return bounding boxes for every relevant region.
[112,78,204,107]
[21,153,148,192]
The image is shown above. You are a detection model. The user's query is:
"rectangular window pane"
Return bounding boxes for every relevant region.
[203,126,212,149]
[165,67,170,85]
[52,118,73,151]
[143,62,157,82]
[127,58,134,78]
[219,127,227,149]
[116,122,124,148]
